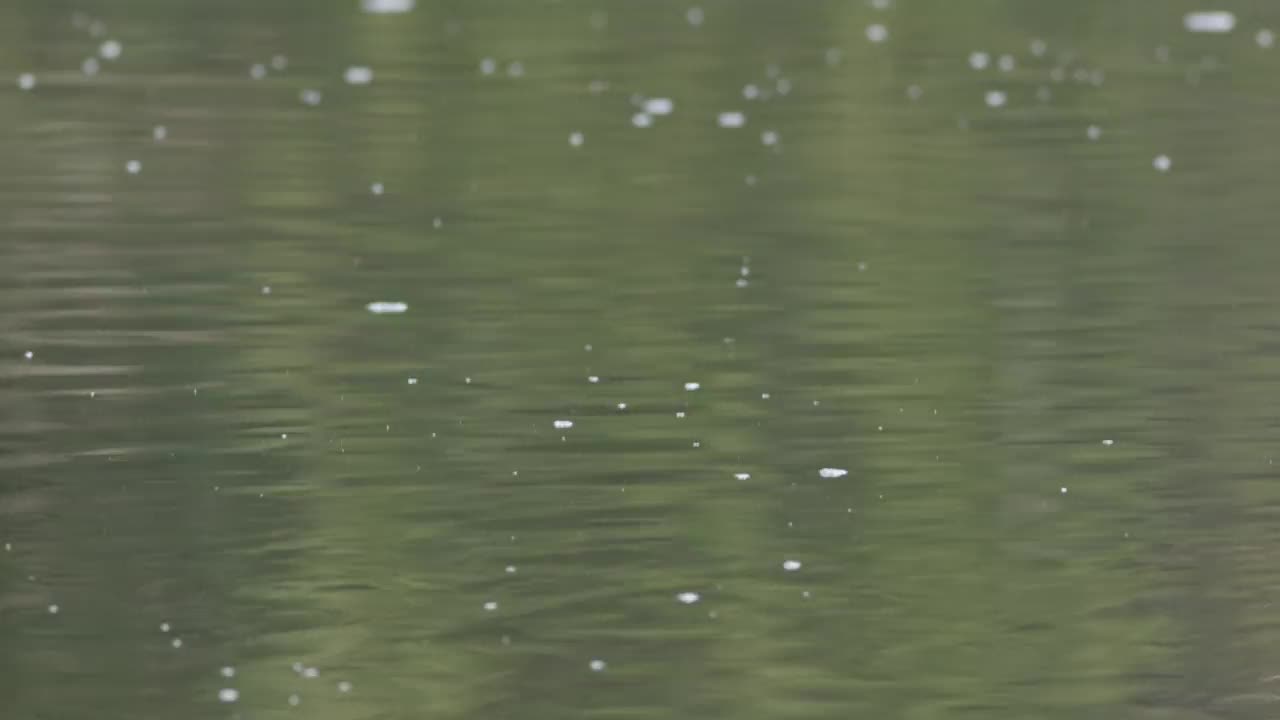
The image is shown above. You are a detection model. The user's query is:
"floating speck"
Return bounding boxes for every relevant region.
[782,559,802,572]
[997,54,1015,72]
[505,565,517,574]
[271,54,288,70]
[172,638,183,649]
[483,601,498,611]
[568,131,584,147]
[616,402,628,410]
[300,89,323,106]
[260,285,271,295]
[1153,154,1172,172]
[99,39,122,60]
[23,350,33,360]
[676,591,700,604]
[735,278,749,288]
[1030,38,1047,57]
[361,0,415,13]
[218,689,240,703]
[17,73,36,90]
[125,160,142,174]
[743,83,760,100]
[734,472,750,480]
[906,84,923,101]
[82,57,100,76]
[479,57,497,75]
[587,375,600,383]
[292,662,305,674]
[761,392,771,399]
[160,622,171,633]
[686,6,704,27]
[407,377,418,385]
[553,419,574,430]
[1102,439,1114,446]
[48,604,59,614]
[303,667,319,679]
[433,217,443,228]
[717,111,746,128]
[366,301,408,314]
[818,467,848,479]
[865,23,888,43]
[1259,29,1276,48]
[337,681,353,693]
[775,77,791,95]
[153,125,167,141]
[506,61,525,78]
[370,182,384,196]
[684,382,701,391]
[1184,11,1235,34]
[631,112,653,128]
[344,66,374,85]
[288,694,301,706]
[984,90,1007,108]
[761,130,779,146]
[643,97,674,116]
[3,543,9,552]
[1086,124,1102,141]
[220,666,236,678]
[249,63,267,80]
[1060,487,1068,494]
[675,411,686,418]
[589,659,607,672]
[968,51,990,70]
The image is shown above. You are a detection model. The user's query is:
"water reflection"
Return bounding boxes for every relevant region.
[5,1,1280,718]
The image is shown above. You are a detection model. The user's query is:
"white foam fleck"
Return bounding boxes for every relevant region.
[782,559,802,571]
[686,6,704,27]
[366,301,408,314]
[776,77,791,95]
[218,689,240,703]
[337,680,353,693]
[370,182,384,195]
[479,58,497,75]
[906,84,923,101]
[1102,439,1114,446]
[99,39,122,60]
[676,591,700,604]
[221,666,236,678]
[553,419,574,429]
[643,97,674,115]
[1153,154,1172,172]
[23,351,33,360]
[125,160,142,174]
[717,111,746,128]
[968,51,990,70]
[819,467,848,479]
[1184,11,1235,33]
[303,667,319,678]
[1258,29,1276,48]
[616,402,628,410]
[568,131,584,147]
[249,63,267,80]
[506,61,524,78]
[300,89,323,106]
[483,600,498,611]
[997,54,1015,72]
[82,57,100,76]
[1061,487,1068,494]
[407,377,418,385]
[984,90,1007,108]
[361,0,415,13]
[761,130,779,146]
[587,375,600,383]
[505,565,517,574]
[160,622,171,632]
[743,83,760,100]
[631,112,653,128]
[684,382,701,391]
[1086,124,1102,141]
[1030,38,1047,57]
[344,66,374,85]
[48,604,59,614]
[17,73,36,90]
[865,23,888,43]
[271,55,288,70]
[288,694,301,706]
[589,659,607,672]
[171,638,183,648]
[734,472,750,481]
[675,411,686,418]
[153,125,167,141]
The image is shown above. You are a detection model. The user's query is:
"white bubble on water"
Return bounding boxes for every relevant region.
[675,411,686,418]
[99,39,122,60]
[984,90,1007,108]
[479,58,497,75]
[17,73,36,90]
[676,591,700,604]
[218,689,240,703]
[483,601,499,611]
[631,112,653,128]
[684,382,701,391]
[968,51,990,70]
[998,54,1015,72]
[734,472,751,481]
[1086,124,1101,141]
[48,604,59,614]
[1184,11,1235,34]
[1030,38,1047,57]
[743,84,760,100]
[337,680,353,693]
[1102,439,1114,446]
[1153,154,1172,172]
[249,63,267,79]
[153,125,167,141]
[303,667,319,678]
[643,97,674,115]
[271,54,288,70]
[160,622,171,632]
[717,111,746,128]
[906,84,923,101]
[776,77,791,95]
[23,350,33,360]
[125,160,142,174]
[568,131,584,147]
[366,301,408,314]
[782,559,802,571]
[300,89,323,106]
[344,66,374,85]
[686,6,704,27]
[589,659,607,672]
[761,130,779,146]
[288,694,301,706]
[553,419,574,429]
[587,375,600,383]
[172,638,183,648]
[1061,486,1068,494]
[507,61,525,78]
[407,377,418,385]
[221,666,236,678]
[361,0,415,13]
[1258,29,1276,48]
[82,57,100,76]
[505,565,517,574]
[865,24,888,43]
[819,467,848,478]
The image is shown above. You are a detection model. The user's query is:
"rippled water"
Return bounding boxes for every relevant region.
[6,1,1280,718]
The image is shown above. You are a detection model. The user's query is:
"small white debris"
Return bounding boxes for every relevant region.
[407,377,418,385]
[153,125,167,141]
[686,6,704,27]
[23,351,33,360]
[968,51,990,70]
[906,84,923,101]
[249,63,267,80]
[568,131,584,147]
[3,543,9,551]
[1258,29,1276,48]
[337,681,353,693]
[984,90,1007,108]
[506,61,524,78]
[717,111,746,128]
[1184,11,1235,34]
[17,73,36,90]
[644,97,674,116]
[483,601,499,611]
[344,66,374,85]
[260,285,271,295]
[505,565,517,574]
[365,301,408,314]
[553,419,574,429]
[479,58,497,75]
[48,604,60,614]
[361,0,415,13]
[1086,124,1102,141]
[302,667,319,679]
[370,182,384,195]
[684,382,701,391]
[220,666,236,678]
[782,559,802,571]
[1153,154,1172,172]
[818,468,848,479]
[159,622,171,632]
[218,689,240,703]
[99,39,122,60]
[1030,38,1047,57]
[631,112,653,128]
[271,55,288,70]
[616,402,628,410]
[676,591,700,604]
[742,84,760,100]
[1101,439,1114,446]
[172,638,183,648]
[589,659,607,672]
[125,160,142,174]
[865,24,888,43]
[734,472,750,480]
[761,130,779,146]
[432,217,443,228]
[300,89,323,106]
[288,694,301,706]
[82,57,100,76]
[675,411,686,418]
[587,375,600,383]
[997,54,1015,72]
[1060,487,1068,494]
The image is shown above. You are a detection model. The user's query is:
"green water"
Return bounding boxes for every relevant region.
[5,1,1280,718]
